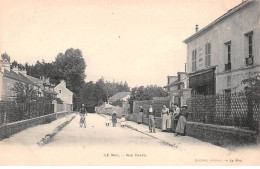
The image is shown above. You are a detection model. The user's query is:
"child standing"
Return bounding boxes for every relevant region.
[120,115,126,127]
[105,116,111,127]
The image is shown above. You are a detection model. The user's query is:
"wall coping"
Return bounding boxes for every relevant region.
[186,121,257,135]
[0,113,56,128]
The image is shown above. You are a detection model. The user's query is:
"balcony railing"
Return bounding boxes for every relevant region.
[225,62,231,71]
[246,56,254,66]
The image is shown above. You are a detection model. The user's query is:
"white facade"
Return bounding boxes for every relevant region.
[54,80,73,104]
[184,0,260,94]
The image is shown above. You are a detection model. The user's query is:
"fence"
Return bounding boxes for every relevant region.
[186,92,259,131]
[0,101,54,125]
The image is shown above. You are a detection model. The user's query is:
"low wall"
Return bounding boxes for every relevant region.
[128,114,258,146]
[185,121,258,146]
[0,111,70,140]
[131,114,163,129]
[56,111,70,119]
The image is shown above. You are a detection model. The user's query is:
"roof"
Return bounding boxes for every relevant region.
[108,92,131,101]
[183,0,254,44]
[163,79,179,88]
[3,69,38,86]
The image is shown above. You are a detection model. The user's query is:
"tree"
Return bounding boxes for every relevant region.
[1,53,10,62]
[129,85,168,102]
[241,73,260,129]
[11,82,38,103]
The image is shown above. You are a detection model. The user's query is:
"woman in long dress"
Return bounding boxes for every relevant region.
[161,105,169,131]
[172,105,180,132]
[137,106,144,124]
[175,106,188,136]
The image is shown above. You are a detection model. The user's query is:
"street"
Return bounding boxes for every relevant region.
[0,113,259,166]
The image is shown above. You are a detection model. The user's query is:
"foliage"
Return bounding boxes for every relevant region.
[11,60,25,70]
[78,78,130,111]
[128,85,167,103]
[1,53,10,62]
[11,82,38,103]
[241,74,260,103]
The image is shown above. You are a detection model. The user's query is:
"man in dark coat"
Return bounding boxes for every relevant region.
[79,104,87,128]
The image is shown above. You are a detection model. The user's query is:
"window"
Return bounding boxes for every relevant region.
[192,49,197,71]
[225,41,231,71]
[59,90,62,94]
[205,43,211,67]
[245,31,254,65]
[227,76,231,86]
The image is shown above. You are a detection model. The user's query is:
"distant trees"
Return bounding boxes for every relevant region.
[1,53,10,62]
[79,78,130,111]
[129,85,167,102]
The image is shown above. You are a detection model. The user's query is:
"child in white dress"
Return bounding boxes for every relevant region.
[105,116,111,127]
[120,115,126,127]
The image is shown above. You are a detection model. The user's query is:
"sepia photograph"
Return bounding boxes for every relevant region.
[0,0,259,166]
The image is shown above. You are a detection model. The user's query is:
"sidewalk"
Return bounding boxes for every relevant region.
[99,113,229,156]
[99,112,260,163]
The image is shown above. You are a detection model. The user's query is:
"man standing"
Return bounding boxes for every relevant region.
[79,104,87,128]
[148,105,156,133]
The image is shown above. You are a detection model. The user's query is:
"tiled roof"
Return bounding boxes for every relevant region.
[163,79,179,88]
[109,92,131,101]
[3,69,37,86]
[27,75,44,87]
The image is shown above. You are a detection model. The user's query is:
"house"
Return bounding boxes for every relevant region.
[108,91,131,104]
[26,76,57,98]
[0,58,57,101]
[54,80,73,105]
[183,0,260,95]
[164,72,189,106]
[0,58,39,101]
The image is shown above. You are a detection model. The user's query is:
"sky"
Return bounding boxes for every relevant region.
[0,0,241,88]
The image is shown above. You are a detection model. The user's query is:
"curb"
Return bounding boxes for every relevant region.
[37,115,76,146]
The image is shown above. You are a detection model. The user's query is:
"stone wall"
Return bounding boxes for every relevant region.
[133,97,170,117]
[0,112,70,140]
[185,121,258,146]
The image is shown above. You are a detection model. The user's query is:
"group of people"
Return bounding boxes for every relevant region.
[79,103,188,136]
[137,104,188,136]
[106,113,126,127]
[79,104,127,128]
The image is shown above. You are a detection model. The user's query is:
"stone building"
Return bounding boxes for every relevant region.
[183,0,260,95]
[0,58,57,101]
[54,80,73,111]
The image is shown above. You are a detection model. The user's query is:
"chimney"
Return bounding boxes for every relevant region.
[12,66,19,74]
[60,80,66,87]
[0,58,11,72]
[195,24,199,32]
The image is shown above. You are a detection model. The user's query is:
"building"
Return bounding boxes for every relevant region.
[0,58,57,101]
[164,72,189,106]
[108,91,131,105]
[0,59,39,101]
[184,0,260,95]
[54,80,73,105]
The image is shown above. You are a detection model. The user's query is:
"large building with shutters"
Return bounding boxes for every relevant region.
[183,0,260,95]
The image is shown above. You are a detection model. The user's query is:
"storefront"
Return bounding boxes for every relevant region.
[189,67,216,96]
